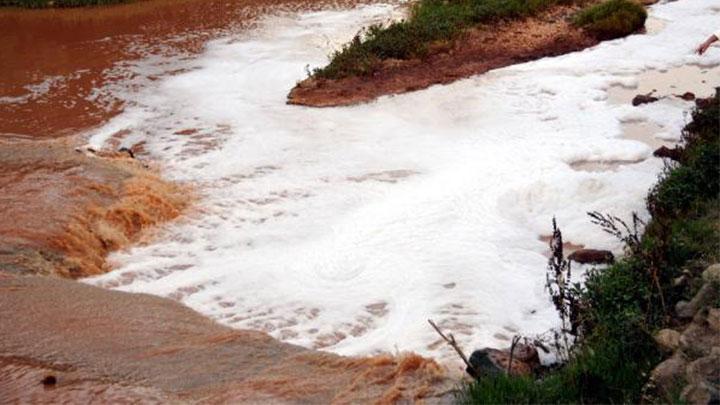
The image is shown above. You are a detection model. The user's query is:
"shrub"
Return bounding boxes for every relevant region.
[573,0,647,39]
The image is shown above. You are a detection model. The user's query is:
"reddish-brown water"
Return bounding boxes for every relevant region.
[0,0,362,138]
[0,1,458,402]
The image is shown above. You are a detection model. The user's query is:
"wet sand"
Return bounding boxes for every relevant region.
[569,64,720,173]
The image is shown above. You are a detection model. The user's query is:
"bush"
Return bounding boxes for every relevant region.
[573,0,647,39]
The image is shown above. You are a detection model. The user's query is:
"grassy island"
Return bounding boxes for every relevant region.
[313,0,647,80]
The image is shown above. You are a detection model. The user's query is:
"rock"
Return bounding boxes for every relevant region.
[466,348,533,378]
[118,147,135,159]
[676,284,717,319]
[653,146,683,162]
[681,382,719,405]
[645,353,687,401]
[41,375,57,386]
[513,344,540,370]
[654,329,681,352]
[680,318,720,358]
[685,352,720,386]
[673,274,690,288]
[677,300,694,319]
[707,308,720,333]
[702,264,720,284]
[568,249,614,264]
[676,92,696,101]
[632,94,659,106]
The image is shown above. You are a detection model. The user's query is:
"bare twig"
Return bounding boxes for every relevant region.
[506,335,522,375]
[428,319,476,375]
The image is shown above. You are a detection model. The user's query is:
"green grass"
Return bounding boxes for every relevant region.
[314,0,577,79]
[573,0,647,39]
[313,0,647,80]
[0,0,130,8]
[459,91,720,404]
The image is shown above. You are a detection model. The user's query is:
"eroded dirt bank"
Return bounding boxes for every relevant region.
[288,4,599,107]
[0,137,187,278]
[0,273,454,403]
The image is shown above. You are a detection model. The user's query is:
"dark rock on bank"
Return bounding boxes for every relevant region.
[568,249,614,264]
[466,344,539,378]
[676,92,696,101]
[653,145,682,161]
[632,93,659,106]
[644,263,720,404]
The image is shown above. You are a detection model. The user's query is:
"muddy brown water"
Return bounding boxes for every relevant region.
[0,0,369,138]
[0,274,454,403]
[0,1,457,402]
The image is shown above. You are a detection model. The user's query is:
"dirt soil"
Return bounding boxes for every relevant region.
[287,5,599,107]
[0,273,455,403]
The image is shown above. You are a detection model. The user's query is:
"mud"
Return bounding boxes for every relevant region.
[0,137,187,278]
[0,273,454,403]
[287,4,598,107]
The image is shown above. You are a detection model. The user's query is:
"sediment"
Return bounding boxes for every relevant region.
[0,273,454,403]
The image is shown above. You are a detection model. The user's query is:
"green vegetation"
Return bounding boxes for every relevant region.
[313,0,647,80]
[0,0,130,8]
[573,0,647,39]
[459,91,720,404]
[315,0,575,79]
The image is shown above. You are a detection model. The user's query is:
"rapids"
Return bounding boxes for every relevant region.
[84,0,720,369]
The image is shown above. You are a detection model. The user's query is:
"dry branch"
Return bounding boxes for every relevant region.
[428,319,476,375]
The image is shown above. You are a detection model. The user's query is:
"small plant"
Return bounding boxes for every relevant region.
[588,211,644,255]
[573,0,647,40]
[545,218,581,361]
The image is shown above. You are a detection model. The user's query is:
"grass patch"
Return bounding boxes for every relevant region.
[314,0,578,79]
[0,0,130,8]
[572,0,647,39]
[313,0,647,80]
[459,91,720,404]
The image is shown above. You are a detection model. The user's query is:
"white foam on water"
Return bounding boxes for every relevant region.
[84,1,720,368]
